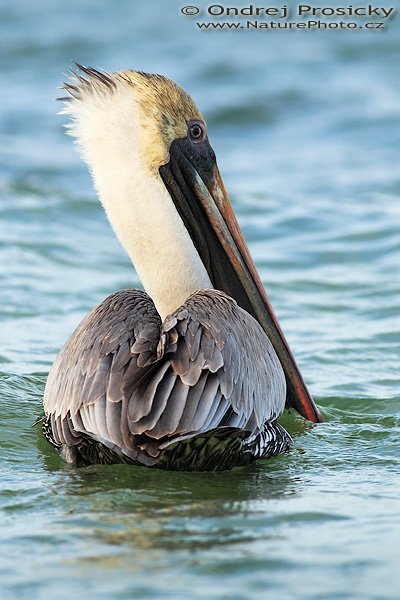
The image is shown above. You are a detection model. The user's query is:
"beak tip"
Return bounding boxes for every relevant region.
[304,397,324,423]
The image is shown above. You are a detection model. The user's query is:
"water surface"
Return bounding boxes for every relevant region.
[1,1,399,598]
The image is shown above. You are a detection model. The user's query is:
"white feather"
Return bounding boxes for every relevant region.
[62,75,212,319]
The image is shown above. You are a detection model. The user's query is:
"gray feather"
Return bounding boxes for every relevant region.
[44,288,287,468]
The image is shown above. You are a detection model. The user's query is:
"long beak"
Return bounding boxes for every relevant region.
[193,166,322,423]
[160,142,323,423]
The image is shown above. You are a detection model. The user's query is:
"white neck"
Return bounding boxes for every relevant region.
[66,82,212,319]
[95,163,212,319]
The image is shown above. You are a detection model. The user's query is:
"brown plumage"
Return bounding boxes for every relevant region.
[44,289,291,470]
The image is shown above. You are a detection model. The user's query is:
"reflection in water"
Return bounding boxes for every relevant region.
[35,424,303,555]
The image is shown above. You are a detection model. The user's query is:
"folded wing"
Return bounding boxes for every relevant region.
[44,288,287,466]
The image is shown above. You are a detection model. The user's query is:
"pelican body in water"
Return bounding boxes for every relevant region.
[43,66,322,471]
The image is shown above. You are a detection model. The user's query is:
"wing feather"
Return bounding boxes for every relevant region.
[44,288,286,465]
[151,378,189,437]
[105,398,123,447]
[94,397,109,441]
[133,368,177,433]
[189,376,220,431]
[177,371,208,432]
[128,362,170,423]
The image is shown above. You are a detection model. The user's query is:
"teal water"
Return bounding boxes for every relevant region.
[1,1,399,598]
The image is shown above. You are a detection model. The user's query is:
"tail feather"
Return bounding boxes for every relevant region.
[243,422,292,460]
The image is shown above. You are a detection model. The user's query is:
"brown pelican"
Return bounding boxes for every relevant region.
[43,65,322,471]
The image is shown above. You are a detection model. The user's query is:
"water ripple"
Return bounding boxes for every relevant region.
[1,2,400,598]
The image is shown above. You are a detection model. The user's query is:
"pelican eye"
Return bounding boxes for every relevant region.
[188,121,206,143]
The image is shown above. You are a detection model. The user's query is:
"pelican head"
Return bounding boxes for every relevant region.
[62,64,322,423]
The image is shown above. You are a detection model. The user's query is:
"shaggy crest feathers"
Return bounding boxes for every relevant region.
[61,64,117,100]
[60,64,204,171]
